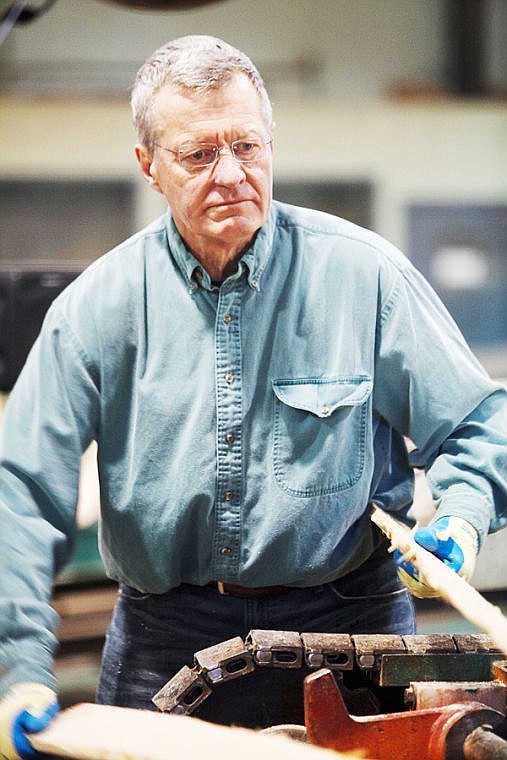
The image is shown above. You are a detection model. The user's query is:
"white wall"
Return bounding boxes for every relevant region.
[0,0,505,98]
[0,0,445,98]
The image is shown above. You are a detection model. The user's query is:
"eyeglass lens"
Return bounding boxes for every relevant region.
[179,138,269,170]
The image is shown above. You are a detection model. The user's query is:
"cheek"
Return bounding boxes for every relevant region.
[164,183,198,217]
[255,165,273,199]
[259,176,273,214]
[151,162,198,213]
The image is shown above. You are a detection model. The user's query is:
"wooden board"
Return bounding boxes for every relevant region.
[29,702,360,760]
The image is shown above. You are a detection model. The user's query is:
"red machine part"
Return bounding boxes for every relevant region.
[304,668,504,760]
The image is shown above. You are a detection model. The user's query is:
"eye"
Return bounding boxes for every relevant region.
[180,145,217,169]
[233,140,262,161]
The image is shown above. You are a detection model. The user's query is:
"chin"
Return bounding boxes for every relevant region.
[212,215,261,239]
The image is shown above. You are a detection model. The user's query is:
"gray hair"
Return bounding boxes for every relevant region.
[131,35,273,150]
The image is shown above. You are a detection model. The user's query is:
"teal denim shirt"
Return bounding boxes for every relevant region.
[1,201,506,691]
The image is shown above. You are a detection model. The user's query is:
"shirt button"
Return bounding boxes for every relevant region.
[225,373,234,383]
[225,491,233,501]
[321,406,330,416]
[226,433,235,444]
[220,547,232,556]
[223,313,232,323]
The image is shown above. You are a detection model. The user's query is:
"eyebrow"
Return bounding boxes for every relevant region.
[175,127,267,146]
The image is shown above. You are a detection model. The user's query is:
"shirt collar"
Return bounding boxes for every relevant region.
[165,207,275,293]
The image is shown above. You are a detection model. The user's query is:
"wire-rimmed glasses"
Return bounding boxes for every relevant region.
[154,136,273,172]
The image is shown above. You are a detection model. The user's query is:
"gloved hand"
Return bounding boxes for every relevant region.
[0,683,59,760]
[395,515,479,598]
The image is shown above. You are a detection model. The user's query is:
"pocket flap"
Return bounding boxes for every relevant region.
[272,375,372,418]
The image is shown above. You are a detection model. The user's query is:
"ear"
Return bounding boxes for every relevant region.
[135,143,164,195]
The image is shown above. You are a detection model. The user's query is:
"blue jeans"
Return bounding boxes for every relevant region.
[96,541,415,727]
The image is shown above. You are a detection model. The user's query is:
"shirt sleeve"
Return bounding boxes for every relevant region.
[0,300,100,695]
[373,254,507,545]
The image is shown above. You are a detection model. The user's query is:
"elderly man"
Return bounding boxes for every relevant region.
[0,35,506,757]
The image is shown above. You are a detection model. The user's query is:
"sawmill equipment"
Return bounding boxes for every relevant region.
[154,630,507,757]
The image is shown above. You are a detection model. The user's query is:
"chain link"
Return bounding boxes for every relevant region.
[152,630,502,715]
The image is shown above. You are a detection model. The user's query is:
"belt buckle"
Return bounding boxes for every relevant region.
[217,581,227,595]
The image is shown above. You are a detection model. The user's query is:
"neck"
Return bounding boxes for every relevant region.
[173,217,259,282]
[195,248,242,282]
[189,234,257,283]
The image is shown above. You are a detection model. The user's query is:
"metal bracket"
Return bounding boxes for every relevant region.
[246,629,303,668]
[301,632,354,670]
[352,633,406,670]
[152,665,211,714]
[194,636,255,684]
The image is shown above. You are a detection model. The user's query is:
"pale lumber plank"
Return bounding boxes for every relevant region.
[30,702,362,760]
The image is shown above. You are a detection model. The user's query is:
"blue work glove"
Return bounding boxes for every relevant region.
[0,683,59,760]
[395,516,479,598]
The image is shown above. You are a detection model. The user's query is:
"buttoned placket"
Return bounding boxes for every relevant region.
[212,280,244,578]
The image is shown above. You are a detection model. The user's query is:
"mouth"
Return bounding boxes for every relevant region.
[211,198,253,209]
[217,203,249,212]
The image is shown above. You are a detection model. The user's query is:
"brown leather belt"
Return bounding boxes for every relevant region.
[208,581,289,598]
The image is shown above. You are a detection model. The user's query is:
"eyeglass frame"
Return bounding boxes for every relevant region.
[153,135,273,172]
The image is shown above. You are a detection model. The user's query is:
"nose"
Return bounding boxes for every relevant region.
[211,148,245,186]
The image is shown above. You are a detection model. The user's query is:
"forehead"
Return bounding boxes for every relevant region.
[152,74,267,144]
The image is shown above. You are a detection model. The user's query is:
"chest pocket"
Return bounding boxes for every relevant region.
[272,375,372,497]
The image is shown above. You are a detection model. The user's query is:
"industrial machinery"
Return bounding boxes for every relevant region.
[154,630,507,759]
